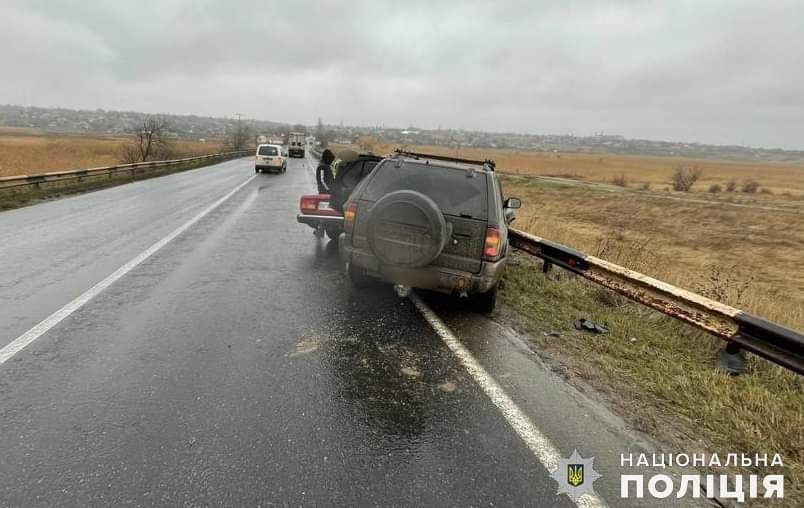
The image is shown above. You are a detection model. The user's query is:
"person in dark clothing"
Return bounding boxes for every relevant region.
[316,149,335,194]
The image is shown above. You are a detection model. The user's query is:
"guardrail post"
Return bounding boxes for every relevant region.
[717,341,746,375]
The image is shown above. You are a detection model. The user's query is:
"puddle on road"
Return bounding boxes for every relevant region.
[290,335,322,356]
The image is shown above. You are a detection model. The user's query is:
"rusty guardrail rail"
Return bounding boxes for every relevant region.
[509,228,804,375]
[0,150,252,192]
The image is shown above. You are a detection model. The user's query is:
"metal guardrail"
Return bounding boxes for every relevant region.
[509,228,804,375]
[0,150,252,192]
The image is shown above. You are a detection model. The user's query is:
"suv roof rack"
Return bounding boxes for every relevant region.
[393,149,496,171]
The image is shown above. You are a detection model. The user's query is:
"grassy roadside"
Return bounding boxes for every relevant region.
[0,155,246,211]
[499,254,803,503]
[500,174,804,330]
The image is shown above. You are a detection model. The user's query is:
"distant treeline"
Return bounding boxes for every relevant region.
[0,104,289,141]
[2,104,803,163]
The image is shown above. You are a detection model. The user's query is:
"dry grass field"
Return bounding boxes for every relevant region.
[0,127,224,178]
[356,141,804,199]
[507,176,804,329]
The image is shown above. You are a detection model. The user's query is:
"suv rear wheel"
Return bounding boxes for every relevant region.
[471,284,498,314]
[347,261,372,288]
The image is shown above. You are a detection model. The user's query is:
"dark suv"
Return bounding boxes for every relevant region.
[339,151,521,313]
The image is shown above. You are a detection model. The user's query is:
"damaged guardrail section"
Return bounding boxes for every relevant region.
[508,228,804,375]
[0,150,252,194]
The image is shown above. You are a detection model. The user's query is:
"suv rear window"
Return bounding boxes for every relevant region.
[258,146,278,156]
[364,161,488,218]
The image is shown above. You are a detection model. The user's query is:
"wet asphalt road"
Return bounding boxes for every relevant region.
[0,156,701,506]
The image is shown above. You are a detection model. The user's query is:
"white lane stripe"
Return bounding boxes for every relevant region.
[410,293,608,508]
[0,174,257,365]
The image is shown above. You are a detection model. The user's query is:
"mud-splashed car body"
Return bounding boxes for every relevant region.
[339,151,520,313]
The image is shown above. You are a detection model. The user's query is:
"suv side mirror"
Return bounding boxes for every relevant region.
[504,197,522,209]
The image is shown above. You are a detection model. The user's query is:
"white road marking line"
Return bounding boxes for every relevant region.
[410,293,608,508]
[0,174,257,366]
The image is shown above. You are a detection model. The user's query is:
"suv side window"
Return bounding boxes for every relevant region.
[361,160,378,178]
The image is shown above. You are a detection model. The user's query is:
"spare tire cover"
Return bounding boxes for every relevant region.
[367,190,447,268]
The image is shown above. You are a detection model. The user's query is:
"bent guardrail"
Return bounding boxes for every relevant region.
[0,150,252,193]
[509,228,804,375]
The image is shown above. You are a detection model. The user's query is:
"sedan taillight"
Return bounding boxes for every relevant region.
[483,226,502,260]
[300,197,318,214]
[344,202,358,232]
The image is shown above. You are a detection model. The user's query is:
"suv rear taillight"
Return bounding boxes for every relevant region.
[344,202,358,232]
[483,226,501,260]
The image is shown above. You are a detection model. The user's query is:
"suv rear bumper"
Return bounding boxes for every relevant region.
[340,237,504,295]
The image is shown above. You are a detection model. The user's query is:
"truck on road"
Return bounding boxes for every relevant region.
[288,131,306,157]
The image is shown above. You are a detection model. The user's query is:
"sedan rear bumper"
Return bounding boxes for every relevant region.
[297,214,344,228]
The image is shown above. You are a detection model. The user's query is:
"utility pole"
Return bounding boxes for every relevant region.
[234,113,244,149]
[234,113,243,137]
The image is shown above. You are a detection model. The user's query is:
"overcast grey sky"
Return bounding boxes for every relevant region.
[1,0,802,148]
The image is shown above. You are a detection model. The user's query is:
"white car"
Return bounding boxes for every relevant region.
[255,144,287,173]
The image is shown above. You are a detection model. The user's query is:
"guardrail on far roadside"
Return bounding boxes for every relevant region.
[0,150,252,193]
